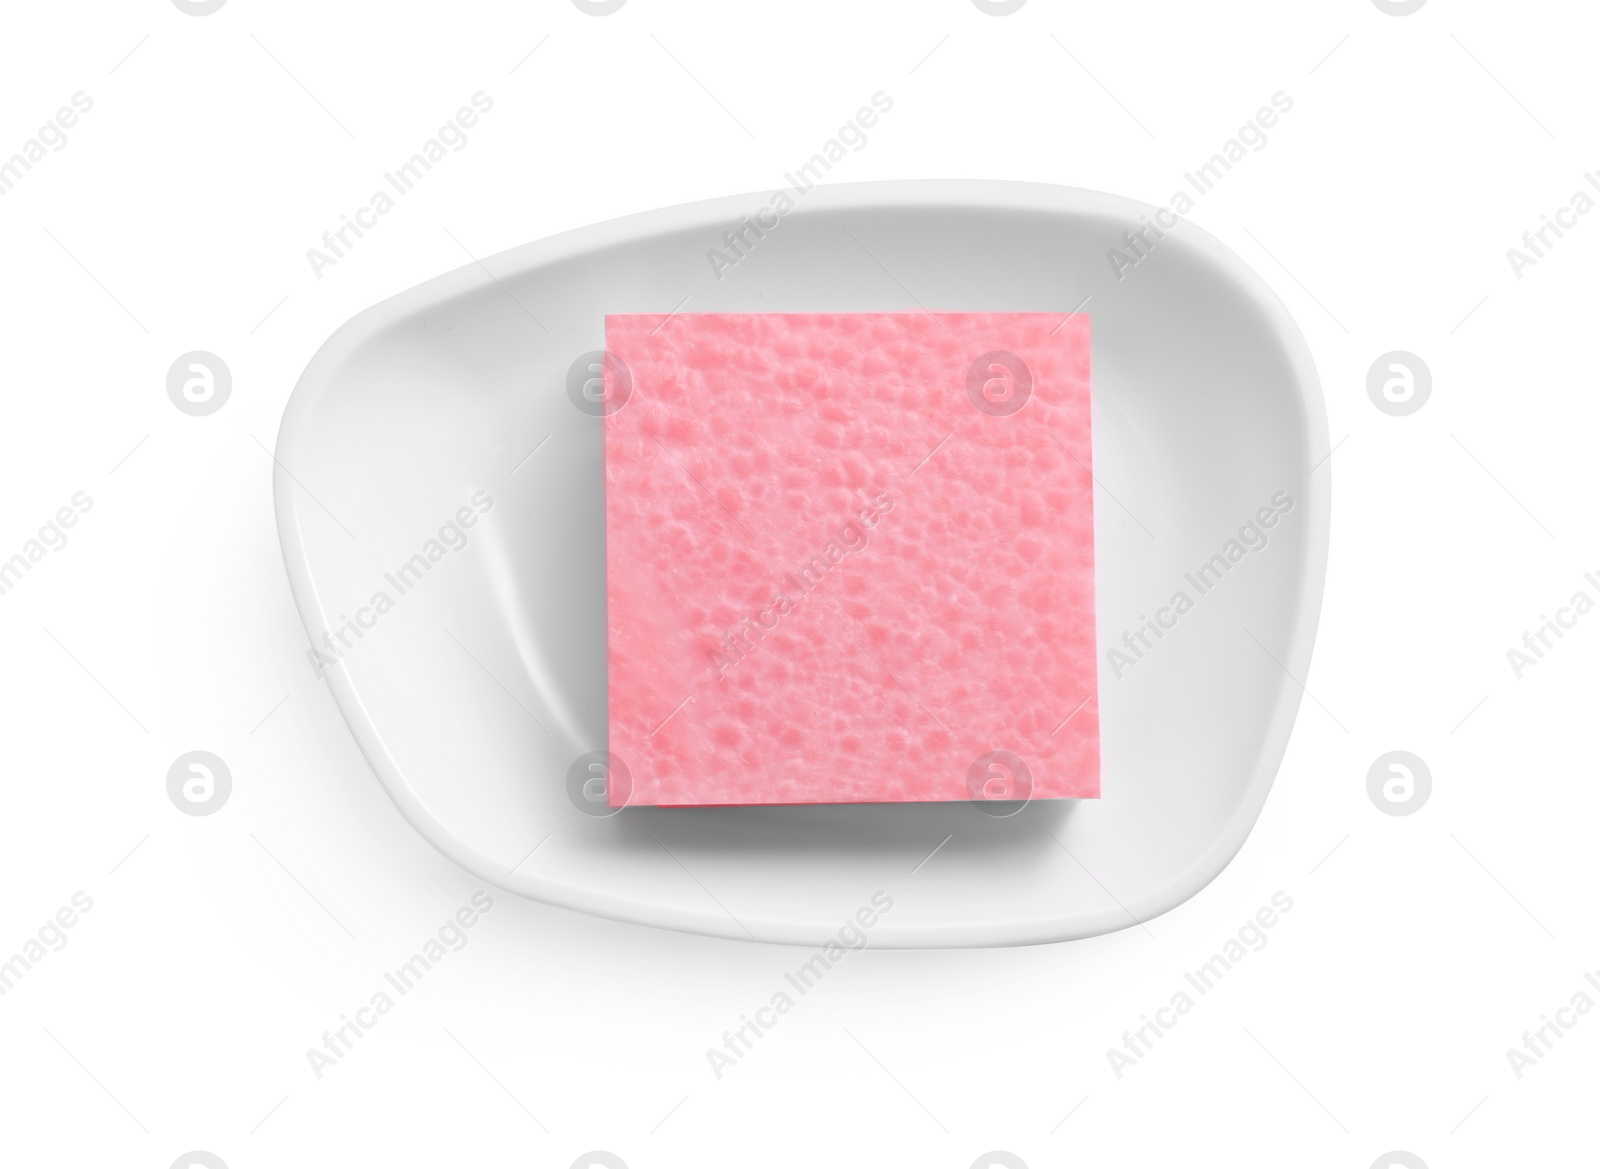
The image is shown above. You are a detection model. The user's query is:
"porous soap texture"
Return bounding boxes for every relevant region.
[604,312,1098,807]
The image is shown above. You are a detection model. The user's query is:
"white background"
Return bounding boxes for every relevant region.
[2,1,1597,1166]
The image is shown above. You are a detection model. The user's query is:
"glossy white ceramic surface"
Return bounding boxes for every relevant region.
[274,179,1329,947]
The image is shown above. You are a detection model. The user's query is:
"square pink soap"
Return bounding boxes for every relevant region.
[604,312,1098,807]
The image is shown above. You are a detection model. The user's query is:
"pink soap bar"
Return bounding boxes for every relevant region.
[604,312,1098,807]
